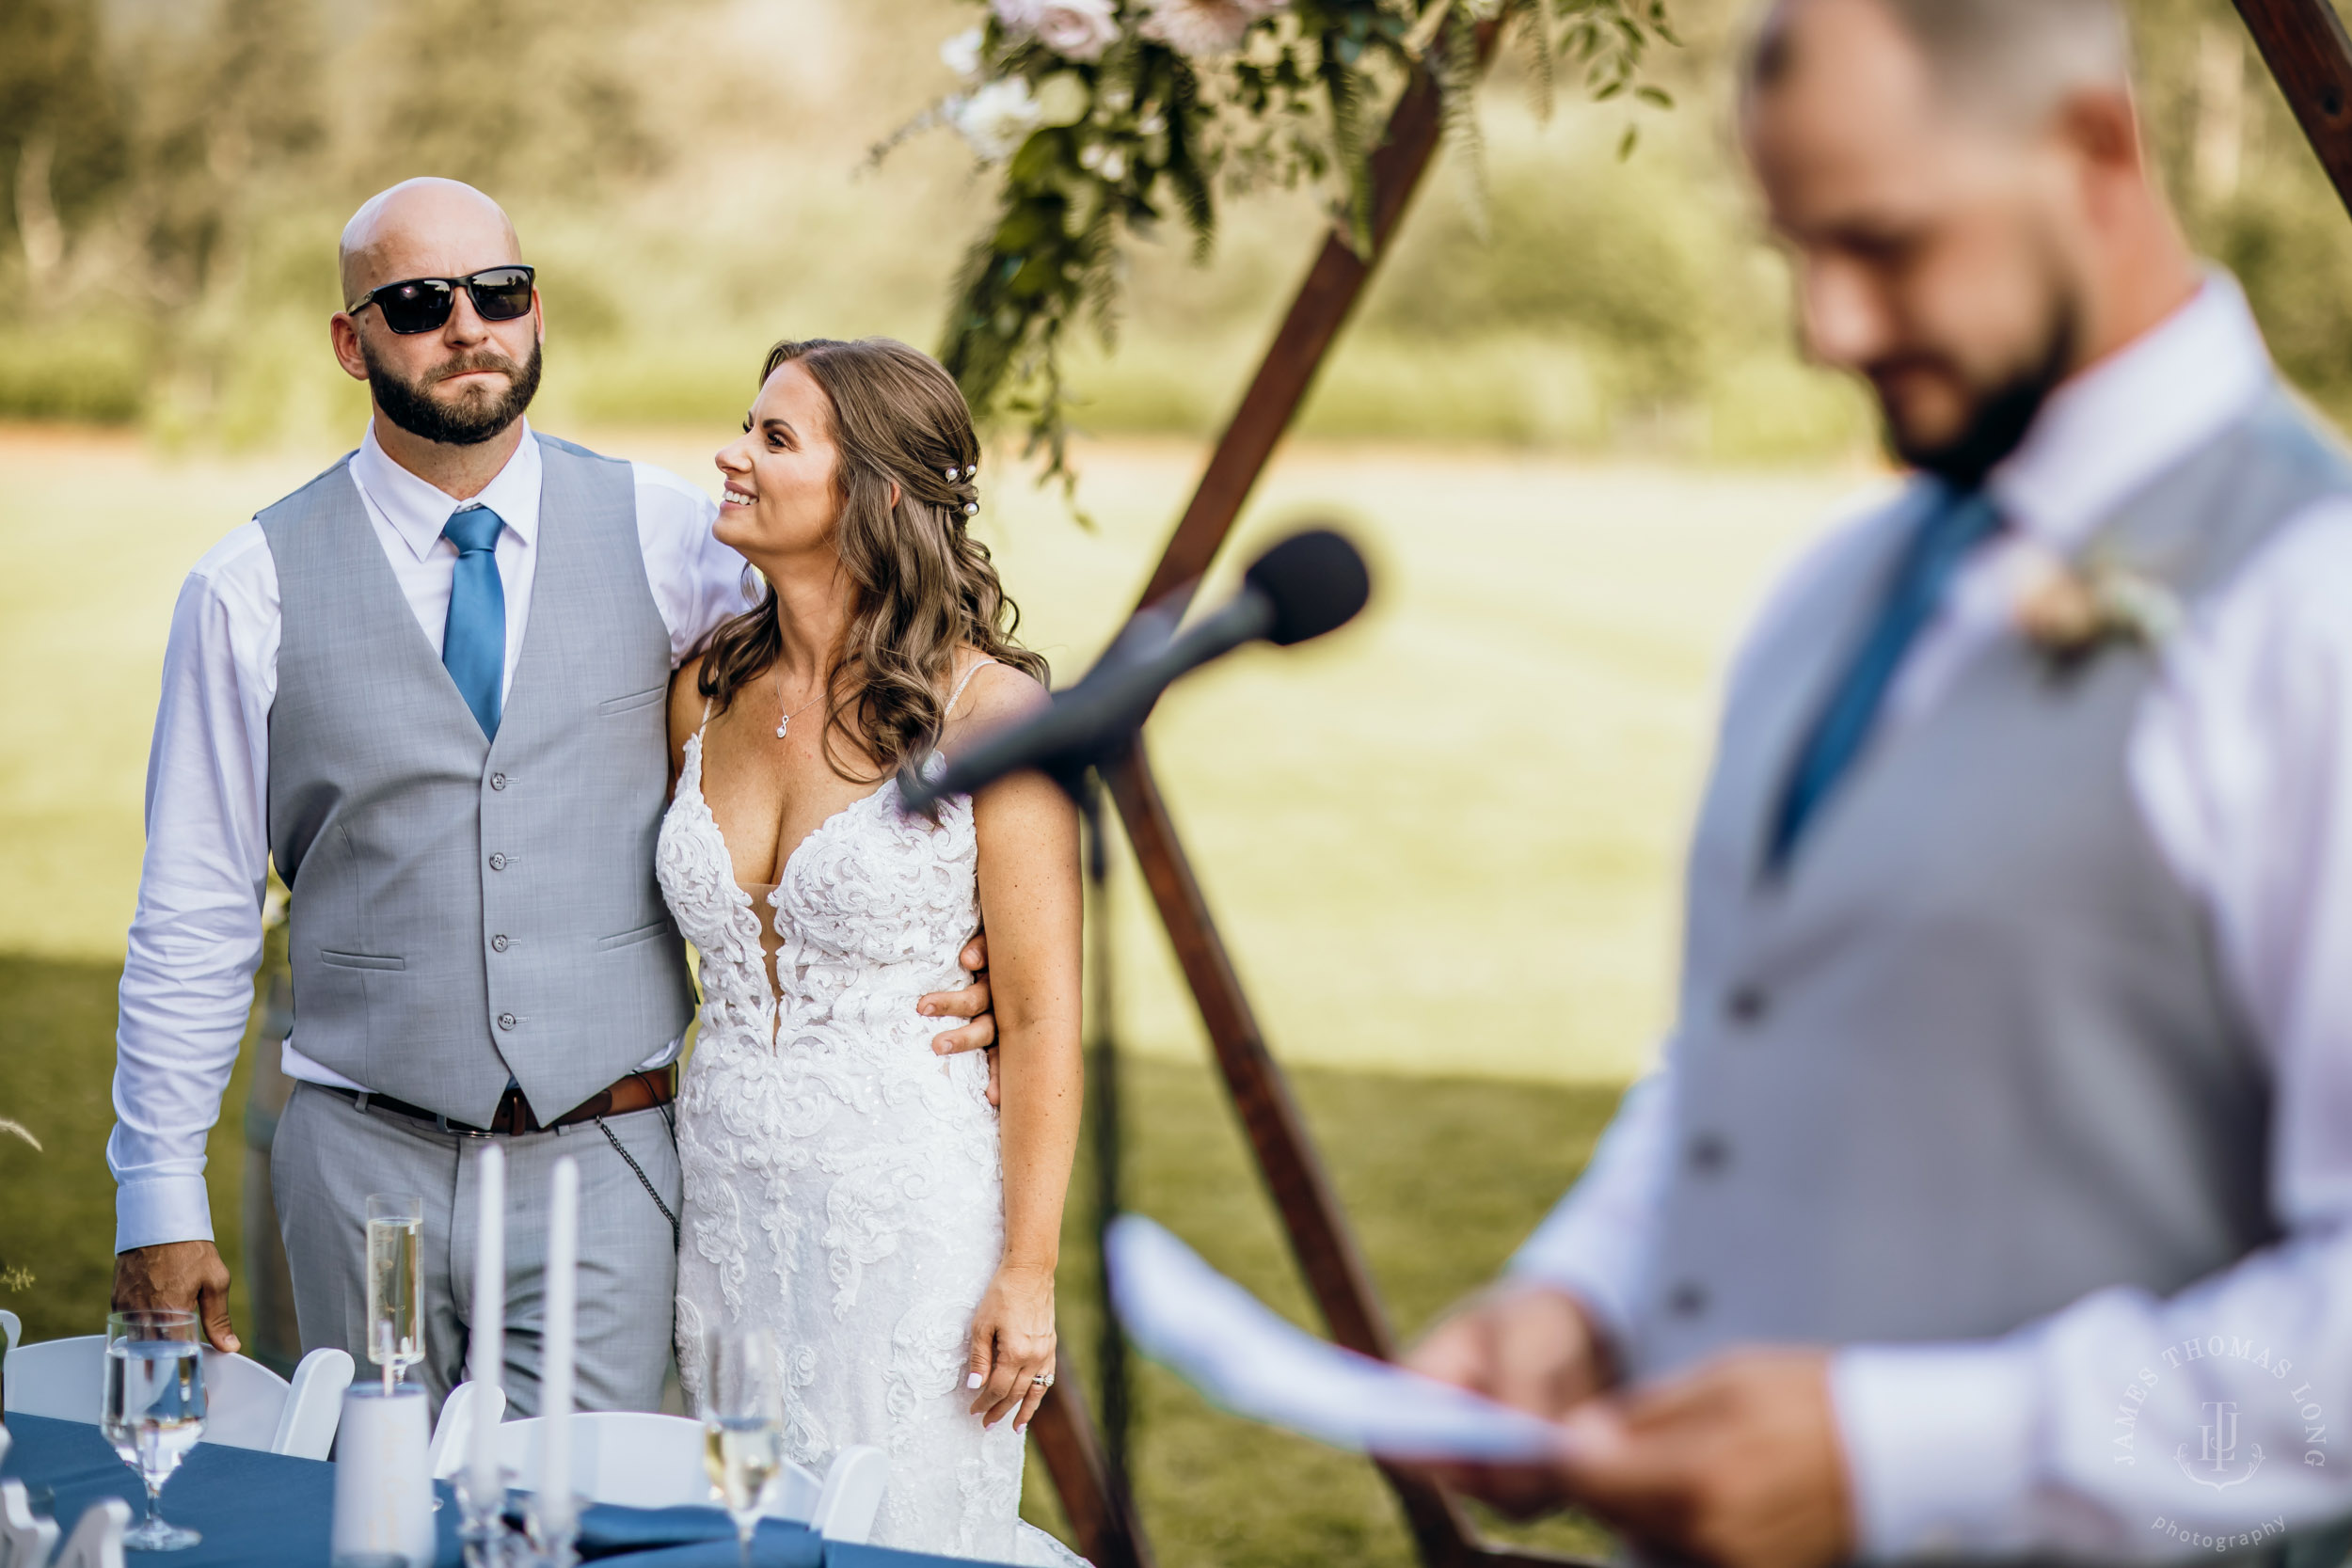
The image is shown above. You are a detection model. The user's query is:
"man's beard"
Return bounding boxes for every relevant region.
[365,338,543,447]
[1877,293,2079,490]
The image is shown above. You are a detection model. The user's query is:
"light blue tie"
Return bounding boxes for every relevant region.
[440,505,506,738]
[1766,484,2005,873]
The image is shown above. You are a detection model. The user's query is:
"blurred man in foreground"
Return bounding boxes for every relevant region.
[1408,2,2352,1564]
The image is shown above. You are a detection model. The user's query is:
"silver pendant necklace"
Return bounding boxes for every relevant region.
[776,670,824,740]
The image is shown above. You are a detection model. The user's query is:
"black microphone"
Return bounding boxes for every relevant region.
[900,527,1371,814]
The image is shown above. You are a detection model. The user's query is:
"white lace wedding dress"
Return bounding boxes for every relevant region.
[657,674,1083,1564]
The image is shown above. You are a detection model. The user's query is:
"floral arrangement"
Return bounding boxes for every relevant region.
[887,0,1680,488]
[2010,544,2185,662]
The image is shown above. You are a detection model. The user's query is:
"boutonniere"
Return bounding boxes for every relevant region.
[2010,543,2184,662]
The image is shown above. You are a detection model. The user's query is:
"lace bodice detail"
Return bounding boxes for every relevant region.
[660,728,987,1064]
[657,704,1081,1565]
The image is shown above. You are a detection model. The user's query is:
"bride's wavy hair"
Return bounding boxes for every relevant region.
[696,337,1048,781]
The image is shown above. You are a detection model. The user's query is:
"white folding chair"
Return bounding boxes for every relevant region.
[803,1445,887,1545]
[50,1497,128,1568]
[437,1403,885,1544]
[1,1476,62,1568]
[424,1378,508,1478]
[0,1336,353,1461]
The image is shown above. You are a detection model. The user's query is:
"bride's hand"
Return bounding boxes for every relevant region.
[965,1262,1057,1433]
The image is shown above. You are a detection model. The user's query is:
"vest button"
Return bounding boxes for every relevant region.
[491,935,510,953]
[488,852,508,871]
[490,772,508,791]
[1667,1281,1708,1317]
[1726,984,1768,1025]
[1689,1133,1729,1174]
[497,1012,517,1031]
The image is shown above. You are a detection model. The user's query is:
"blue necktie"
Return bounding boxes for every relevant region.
[1766,484,2005,872]
[440,505,506,738]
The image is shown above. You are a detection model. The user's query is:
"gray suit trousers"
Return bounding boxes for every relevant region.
[271,1083,680,1417]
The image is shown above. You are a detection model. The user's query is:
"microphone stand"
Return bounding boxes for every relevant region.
[1076,759,1136,1519]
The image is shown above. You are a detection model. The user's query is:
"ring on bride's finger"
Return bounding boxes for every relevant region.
[1032,1374,1052,1388]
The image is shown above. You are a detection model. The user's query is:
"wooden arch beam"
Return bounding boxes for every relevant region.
[2234,0,2352,220]
[1064,21,1594,1568]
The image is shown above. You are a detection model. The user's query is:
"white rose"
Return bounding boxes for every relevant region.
[951,76,1045,163]
[939,26,985,79]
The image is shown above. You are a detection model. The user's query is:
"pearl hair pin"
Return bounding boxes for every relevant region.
[963,502,978,515]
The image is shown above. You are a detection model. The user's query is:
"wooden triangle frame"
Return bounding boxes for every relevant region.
[1025,7,2352,1565]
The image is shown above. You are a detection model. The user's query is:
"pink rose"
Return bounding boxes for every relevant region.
[1137,0,1287,57]
[993,0,1122,63]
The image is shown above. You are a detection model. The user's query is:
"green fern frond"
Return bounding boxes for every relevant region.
[1438,6,1489,238]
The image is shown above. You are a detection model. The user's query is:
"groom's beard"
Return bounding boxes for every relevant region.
[365,338,544,447]
[1873,286,2080,491]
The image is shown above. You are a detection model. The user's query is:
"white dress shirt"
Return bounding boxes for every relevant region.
[111,420,755,1254]
[1512,277,2352,1557]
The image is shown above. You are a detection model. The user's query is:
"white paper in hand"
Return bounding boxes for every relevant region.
[1105,1214,1564,1464]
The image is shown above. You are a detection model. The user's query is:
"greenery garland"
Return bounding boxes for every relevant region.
[884,0,1679,491]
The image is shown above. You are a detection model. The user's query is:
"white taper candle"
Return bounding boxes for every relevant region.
[467,1141,506,1509]
[538,1156,580,1541]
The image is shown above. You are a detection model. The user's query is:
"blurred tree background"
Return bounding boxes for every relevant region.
[0,0,2338,462]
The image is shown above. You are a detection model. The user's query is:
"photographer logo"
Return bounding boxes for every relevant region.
[2181,1401,2262,1491]
[2115,1335,2328,1548]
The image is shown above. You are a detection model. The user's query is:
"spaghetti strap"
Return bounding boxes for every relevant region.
[945,657,997,717]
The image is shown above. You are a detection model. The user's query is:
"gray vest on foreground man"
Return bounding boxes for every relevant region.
[261,433,694,1413]
[259,433,693,1127]
[1636,390,2334,1378]
[1637,389,2333,1372]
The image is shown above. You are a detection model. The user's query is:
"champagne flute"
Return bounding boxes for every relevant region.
[103,1309,205,1552]
[701,1329,784,1568]
[365,1194,424,1395]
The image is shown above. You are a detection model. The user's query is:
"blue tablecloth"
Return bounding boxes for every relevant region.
[1,1411,432,1567]
[1,1413,1011,1567]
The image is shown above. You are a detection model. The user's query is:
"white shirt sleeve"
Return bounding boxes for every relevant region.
[631,462,755,663]
[108,526,279,1253]
[1831,497,2352,1559]
[1505,1066,1675,1351]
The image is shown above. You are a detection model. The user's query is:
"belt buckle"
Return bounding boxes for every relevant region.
[492,1085,535,1136]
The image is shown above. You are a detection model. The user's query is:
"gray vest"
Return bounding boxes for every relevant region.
[261,433,695,1129]
[1634,388,2346,1380]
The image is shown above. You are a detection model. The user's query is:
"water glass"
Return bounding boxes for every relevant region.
[365,1194,425,1392]
[103,1308,206,1552]
[701,1328,784,1568]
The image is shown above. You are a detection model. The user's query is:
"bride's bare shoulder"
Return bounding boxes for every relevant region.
[945,650,1048,735]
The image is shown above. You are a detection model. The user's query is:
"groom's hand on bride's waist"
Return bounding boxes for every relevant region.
[923,932,1001,1105]
[113,1240,240,1354]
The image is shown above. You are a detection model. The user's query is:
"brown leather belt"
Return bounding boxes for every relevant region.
[318,1066,675,1136]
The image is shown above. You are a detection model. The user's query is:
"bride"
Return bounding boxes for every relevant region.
[658,336,1084,1561]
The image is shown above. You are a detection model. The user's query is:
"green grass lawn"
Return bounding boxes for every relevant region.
[1,948,1620,1566]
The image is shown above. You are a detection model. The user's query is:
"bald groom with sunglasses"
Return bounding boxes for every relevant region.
[105,178,1000,1413]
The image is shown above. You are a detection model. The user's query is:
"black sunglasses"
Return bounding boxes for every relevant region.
[347,266,536,335]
